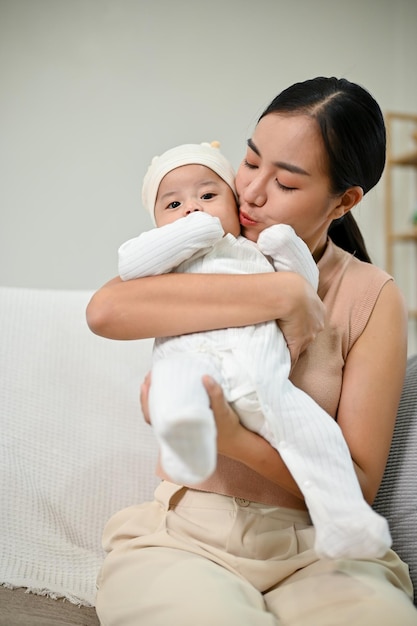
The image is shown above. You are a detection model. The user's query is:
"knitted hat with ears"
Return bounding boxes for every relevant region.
[142,141,237,225]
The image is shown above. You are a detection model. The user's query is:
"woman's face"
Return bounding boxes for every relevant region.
[235,113,344,258]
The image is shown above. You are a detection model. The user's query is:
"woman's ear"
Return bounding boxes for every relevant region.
[331,186,364,219]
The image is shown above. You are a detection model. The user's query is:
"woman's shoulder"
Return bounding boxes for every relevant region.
[318,239,393,353]
[318,239,391,289]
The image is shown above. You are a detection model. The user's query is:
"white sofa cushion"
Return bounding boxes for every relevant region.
[374,354,417,605]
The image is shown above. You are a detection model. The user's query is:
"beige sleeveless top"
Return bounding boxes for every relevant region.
[156,239,392,507]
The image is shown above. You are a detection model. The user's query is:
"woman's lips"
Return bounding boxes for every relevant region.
[239,210,258,227]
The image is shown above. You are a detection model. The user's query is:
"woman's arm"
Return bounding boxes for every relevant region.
[336,280,408,504]
[86,271,325,363]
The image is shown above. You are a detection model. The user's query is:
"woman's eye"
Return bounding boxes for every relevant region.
[244,159,258,170]
[201,193,215,200]
[167,201,181,209]
[277,180,296,192]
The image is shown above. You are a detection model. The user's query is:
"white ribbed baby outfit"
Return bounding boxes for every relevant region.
[118,211,391,559]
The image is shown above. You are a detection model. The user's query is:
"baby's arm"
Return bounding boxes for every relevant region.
[118,212,224,280]
[257,224,319,290]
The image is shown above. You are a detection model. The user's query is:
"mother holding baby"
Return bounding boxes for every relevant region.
[87,76,417,625]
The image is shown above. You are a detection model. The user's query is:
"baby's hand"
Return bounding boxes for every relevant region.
[186,211,222,226]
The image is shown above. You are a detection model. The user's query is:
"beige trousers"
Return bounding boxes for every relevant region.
[96,481,416,626]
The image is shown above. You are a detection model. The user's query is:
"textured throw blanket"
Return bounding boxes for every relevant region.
[0,287,158,606]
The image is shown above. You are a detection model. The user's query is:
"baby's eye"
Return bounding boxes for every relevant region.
[167,201,181,209]
[201,193,215,200]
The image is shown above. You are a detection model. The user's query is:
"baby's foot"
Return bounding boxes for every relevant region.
[313,508,392,559]
[157,409,217,485]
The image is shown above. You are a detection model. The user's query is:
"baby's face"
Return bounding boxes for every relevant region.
[154,164,240,236]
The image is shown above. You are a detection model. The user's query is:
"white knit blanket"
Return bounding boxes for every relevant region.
[0,286,159,606]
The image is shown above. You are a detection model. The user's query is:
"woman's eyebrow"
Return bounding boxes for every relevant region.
[247,138,260,156]
[247,138,310,176]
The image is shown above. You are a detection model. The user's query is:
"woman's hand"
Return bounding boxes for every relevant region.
[202,375,244,456]
[274,272,325,364]
[140,372,152,425]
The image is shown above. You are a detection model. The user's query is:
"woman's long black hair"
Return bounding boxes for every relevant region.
[259,77,386,263]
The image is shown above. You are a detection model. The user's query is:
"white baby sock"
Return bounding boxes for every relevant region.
[148,353,219,485]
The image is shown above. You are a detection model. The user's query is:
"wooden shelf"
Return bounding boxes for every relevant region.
[388,230,417,242]
[384,112,417,327]
[390,151,417,167]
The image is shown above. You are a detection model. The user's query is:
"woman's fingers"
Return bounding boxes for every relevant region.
[140,372,152,424]
[277,276,325,365]
[202,375,241,454]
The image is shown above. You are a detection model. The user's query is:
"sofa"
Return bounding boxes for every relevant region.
[0,285,416,625]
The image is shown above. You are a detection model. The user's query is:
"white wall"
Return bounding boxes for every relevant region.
[1,0,417,348]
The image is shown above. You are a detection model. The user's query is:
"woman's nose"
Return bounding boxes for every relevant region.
[243,177,267,207]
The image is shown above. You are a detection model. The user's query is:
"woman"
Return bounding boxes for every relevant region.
[87,77,416,625]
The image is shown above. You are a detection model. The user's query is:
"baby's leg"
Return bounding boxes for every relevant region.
[266,378,392,559]
[149,353,221,485]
